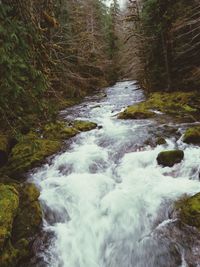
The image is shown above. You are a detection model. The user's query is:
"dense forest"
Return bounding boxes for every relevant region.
[122,0,200,91]
[0,0,120,131]
[1,0,200,266]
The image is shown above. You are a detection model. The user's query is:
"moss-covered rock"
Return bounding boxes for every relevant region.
[5,134,61,177]
[118,103,155,119]
[12,183,42,242]
[0,182,42,267]
[0,135,9,168]
[118,91,199,121]
[175,193,200,230]
[157,150,184,167]
[0,184,19,250]
[183,126,200,144]
[43,121,78,140]
[72,120,97,131]
[155,137,167,145]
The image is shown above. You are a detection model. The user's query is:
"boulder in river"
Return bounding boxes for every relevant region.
[155,137,167,146]
[118,103,155,119]
[157,150,184,167]
[72,120,97,132]
[183,126,200,144]
[174,193,200,230]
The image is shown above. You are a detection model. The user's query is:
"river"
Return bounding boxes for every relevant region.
[30,81,200,267]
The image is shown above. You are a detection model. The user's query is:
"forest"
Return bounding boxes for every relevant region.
[1,0,200,266]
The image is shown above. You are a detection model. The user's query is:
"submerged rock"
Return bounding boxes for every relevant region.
[183,126,200,144]
[157,150,184,167]
[155,137,167,146]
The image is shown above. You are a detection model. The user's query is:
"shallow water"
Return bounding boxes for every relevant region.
[31,81,200,267]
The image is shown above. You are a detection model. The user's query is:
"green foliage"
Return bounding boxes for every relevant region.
[0,4,48,128]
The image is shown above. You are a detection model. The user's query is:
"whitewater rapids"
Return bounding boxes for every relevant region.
[31,81,200,267]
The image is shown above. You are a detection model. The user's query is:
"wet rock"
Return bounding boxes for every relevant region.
[118,104,155,119]
[157,150,184,167]
[153,219,200,267]
[91,105,101,109]
[43,121,78,140]
[155,137,167,146]
[72,120,97,132]
[183,126,200,144]
[5,134,61,177]
[174,193,200,230]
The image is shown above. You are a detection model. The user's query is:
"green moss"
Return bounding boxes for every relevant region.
[57,98,82,109]
[118,103,155,119]
[6,134,61,177]
[118,91,199,120]
[43,121,78,140]
[0,183,42,267]
[175,193,200,230]
[0,185,19,250]
[12,183,42,242]
[157,150,184,167]
[0,240,19,267]
[183,126,200,144]
[72,120,97,131]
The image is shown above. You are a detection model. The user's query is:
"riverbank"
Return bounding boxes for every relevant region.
[124,88,200,265]
[0,95,100,266]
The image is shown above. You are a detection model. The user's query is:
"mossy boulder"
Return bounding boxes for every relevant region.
[0,184,19,250]
[5,134,61,177]
[175,193,200,230]
[12,183,42,242]
[72,120,97,131]
[118,103,155,119]
[183,126,200,144]
[157,150,184,167]
[118,91,199,121]
[0,135,9,168]
[43,121,78,140]
[0,182,42,267]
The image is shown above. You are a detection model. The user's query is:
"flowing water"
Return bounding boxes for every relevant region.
[30,81,200,267]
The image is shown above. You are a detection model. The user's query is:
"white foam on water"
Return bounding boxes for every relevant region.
[31,81,200,267]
